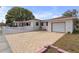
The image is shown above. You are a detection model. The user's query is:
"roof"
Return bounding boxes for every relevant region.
[40,20,49,22]
[49,16,77,22]
[14,17,77,23]
[15,19,40,23]
[53,16,72,19]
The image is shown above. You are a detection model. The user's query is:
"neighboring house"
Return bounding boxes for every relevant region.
[10,16,78,33]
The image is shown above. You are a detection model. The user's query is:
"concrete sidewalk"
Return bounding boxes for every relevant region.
[0,27,12,53]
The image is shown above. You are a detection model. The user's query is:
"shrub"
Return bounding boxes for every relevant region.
[73,29,79,34]
[67,32,71,34]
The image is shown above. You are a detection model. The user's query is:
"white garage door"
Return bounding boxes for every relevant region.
[52,23,65,32]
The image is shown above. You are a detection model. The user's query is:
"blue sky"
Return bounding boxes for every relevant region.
[0,6,79,22]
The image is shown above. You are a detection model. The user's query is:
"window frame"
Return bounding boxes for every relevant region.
[41,22,44,26]
[26,22,31,26]
[36,22,39,26]
[46,22,48,26]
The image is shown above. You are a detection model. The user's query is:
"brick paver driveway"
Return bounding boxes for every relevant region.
[5,31,65,53]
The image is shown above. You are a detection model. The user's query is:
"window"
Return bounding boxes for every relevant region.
[26,23,28,26]
[76,25,79,28]
[46,22,48,26]
[36,22,39,26]
[26,22,30,26]
[41,22,44,26]
[76,21,79,23]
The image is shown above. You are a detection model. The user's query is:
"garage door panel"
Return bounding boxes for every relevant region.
[52,23,65,32]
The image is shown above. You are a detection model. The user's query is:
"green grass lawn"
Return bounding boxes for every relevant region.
[46,34,79,53]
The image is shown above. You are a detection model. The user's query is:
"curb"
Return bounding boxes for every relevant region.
[36,47,47,53]
[36,45,69,53]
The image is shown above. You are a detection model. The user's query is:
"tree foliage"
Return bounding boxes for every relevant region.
[5,7,35,24]
[62,9,78,17]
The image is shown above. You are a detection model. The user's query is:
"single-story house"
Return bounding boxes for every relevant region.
[13,16,78,33]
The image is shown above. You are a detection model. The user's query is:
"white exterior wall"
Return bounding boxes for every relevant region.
[47,21,51,32]
[32,21,40,30]
[47,20,74,33]
[4,19,74,34]
[65,20,73,33]
[41,23,48,30]
[4,20,41,34]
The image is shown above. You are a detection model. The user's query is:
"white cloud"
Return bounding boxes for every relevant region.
[53,15,61,18]
[33,6,61,20]
[0,7,11,23]
[34,12,52,20]
[34,11,61,20]
[0,7,8,22]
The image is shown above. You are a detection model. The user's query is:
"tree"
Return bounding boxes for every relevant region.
[72,9,78,17]
[62,9,78,17]
[5,7,35,25]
